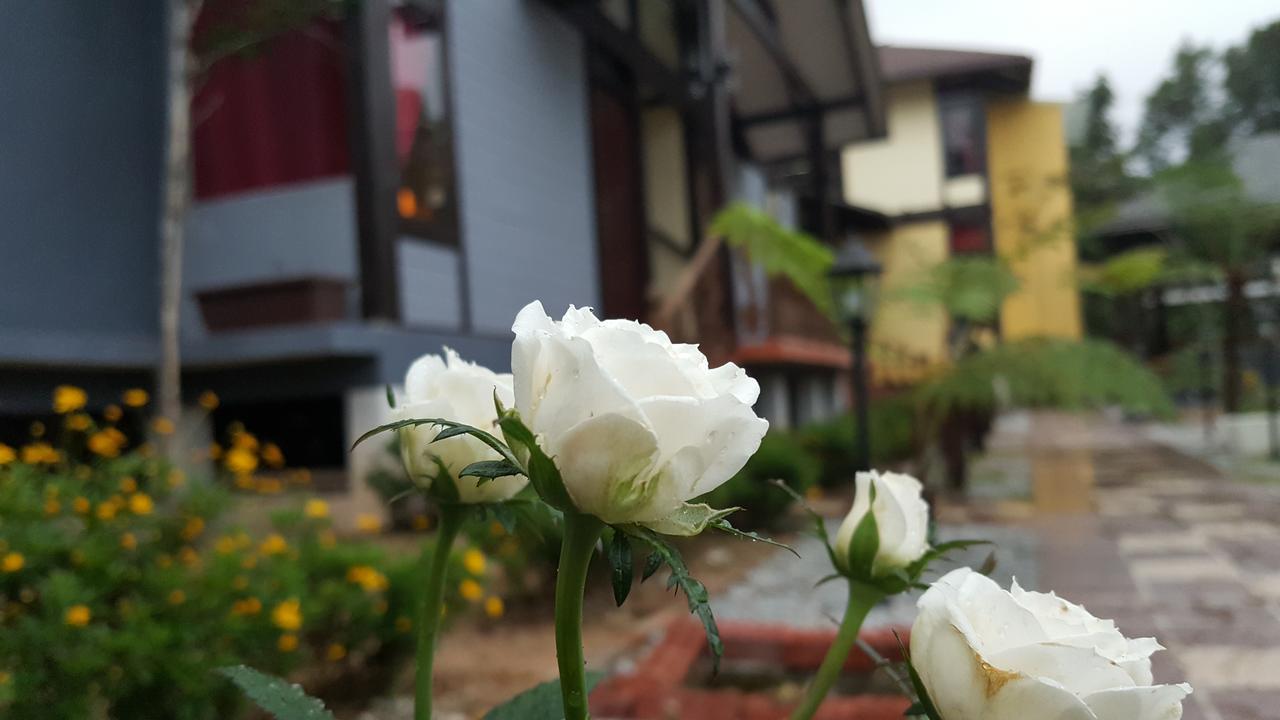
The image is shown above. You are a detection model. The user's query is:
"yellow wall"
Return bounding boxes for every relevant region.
[867,221,950,384]
[842,82,944,215]
[986,99,1082,340]
[640,108,694,302]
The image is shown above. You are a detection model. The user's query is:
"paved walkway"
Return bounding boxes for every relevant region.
[976,414,1280,720]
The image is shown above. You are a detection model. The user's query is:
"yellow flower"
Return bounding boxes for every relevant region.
[325,643,347,662]
[88,429,125,458]
[303,498,330,519]
[65,605,91,627]
[151,417,175,436]
[119,476,137,493]
[179,546,200,566]
[96,500,119,521]
[44,498,61,516]
[412,514,431,531]
[181,517,205,541]
[271,599,302,631]
[198,390,220,411]
[2,552,24,573]
[120,533,137,551]
[233,474,255,490]
[346,565,389,593]
[260,534,288,556]
[395,616,413,633]
[103,404,122,422]
[277,634,298,652]
[21,443,59,465]
[459,579,484,602]
[128,493,153,516]
[484,596,505,619]
[215,536,238,555]
[225,448,258,476]
[208,442,223,460]
[241,555,258,569]
[168,589,186,605]
[0,443,14,465]
[463,549,486,576]
[319,530,337,548]
[66,413,91,432]
[72,496,90,514]
[261,442,285,469]
[121,388,149,408]
[53,385,87,414]
[231,596,262,616]
[355,514,383,534]
[231,430,259,452]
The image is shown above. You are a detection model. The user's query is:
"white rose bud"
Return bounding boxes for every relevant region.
[510,302,768,532]
[394,348,528,503]
[911,567,1191,720]
[834,470,929,576]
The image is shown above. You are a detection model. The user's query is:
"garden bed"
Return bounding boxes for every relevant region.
[591,620,912,720]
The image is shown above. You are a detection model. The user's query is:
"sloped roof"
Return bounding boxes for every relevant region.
[877,45,1032,90]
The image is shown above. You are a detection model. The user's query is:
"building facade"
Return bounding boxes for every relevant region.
[0,0,883,522]
[841,46,1082,385]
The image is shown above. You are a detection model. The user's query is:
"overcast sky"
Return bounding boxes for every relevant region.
[866,0,1279,143]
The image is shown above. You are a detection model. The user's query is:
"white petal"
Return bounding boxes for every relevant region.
[515,325,638,441]
[1084,684,1192,720]
[909,610,999,720]
[985,642,1137,697]
[547,412,666,524]
[636,395,768,500]
[404,353,447,402]
[983,677,1099,720]
[579,323,700,399]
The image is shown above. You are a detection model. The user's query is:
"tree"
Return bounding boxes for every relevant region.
[1135,42,1231,172]
[1160,162,1280,412]
[1224,20,1280,134]
[1070,74,1139,232]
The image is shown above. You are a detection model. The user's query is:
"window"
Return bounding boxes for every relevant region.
[389,2,455,239]
[939,94,985,177]
[949,222,990,254]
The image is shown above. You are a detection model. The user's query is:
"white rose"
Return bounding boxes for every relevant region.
[834,470,929,576]
[510,302,768,532]
[394,348,528,503]
[911,568,1191,720]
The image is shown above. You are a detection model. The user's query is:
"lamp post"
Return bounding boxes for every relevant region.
[829,236,883,474]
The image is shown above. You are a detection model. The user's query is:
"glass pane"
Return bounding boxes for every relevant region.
[941,97,984,177]
[389,5,453,228]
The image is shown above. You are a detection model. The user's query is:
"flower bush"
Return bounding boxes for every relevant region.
[0,387,498,719]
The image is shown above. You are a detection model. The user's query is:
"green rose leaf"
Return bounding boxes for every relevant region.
[607,529,634,606]
[217,666,335,720]
[625,526,723,673]
[482,672,605,720]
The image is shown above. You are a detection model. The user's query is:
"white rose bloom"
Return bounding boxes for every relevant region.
[911,568,1191,720]
[394,348,528,503]
[834,470,930,576]
[510,301,768,532]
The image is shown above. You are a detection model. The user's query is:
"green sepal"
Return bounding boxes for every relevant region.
[607,528,634,606]
[893,631,943,720]
[385,384,396,408]
[708,518,798,557]
[844,481,881,579]
[217,666,336,720]
[496,411,576,512]
[639,502,737,536]
[623,526,723,673]
[458,459,524,484]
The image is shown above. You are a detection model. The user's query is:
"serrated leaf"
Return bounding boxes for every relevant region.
[708,519,798,557]
[978,549,998,576]
[482,672,605,720]
[641,550,663,582]
[625,526,723,672]
[217,666,335,720]
[352,417,524,472]
[608,529,634,606]
[459,460,523,480]
[497,412,576,512]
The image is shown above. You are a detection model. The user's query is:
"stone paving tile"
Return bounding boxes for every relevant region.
[1118,532,1211,555]
[1211,690,1280,720]
[1130,556,1241,583]
[1178,646,1280,690]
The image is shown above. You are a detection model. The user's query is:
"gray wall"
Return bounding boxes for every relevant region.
[0,2,164,339]
[398,239,463,329]
[448,0,600,334]
[182,178,360,339]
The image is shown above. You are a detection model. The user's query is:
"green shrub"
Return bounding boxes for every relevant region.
[696,432,818,530]
[796,394,919,488]
[0,389,502,719]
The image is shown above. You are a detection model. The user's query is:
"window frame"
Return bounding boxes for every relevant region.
[937,91,987,179]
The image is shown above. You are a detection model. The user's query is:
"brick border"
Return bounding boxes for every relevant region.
[592,620,912,719]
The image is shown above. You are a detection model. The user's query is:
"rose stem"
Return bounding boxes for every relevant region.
[790,580,885,720]
[415,505,466,720]
[555,511,605,720]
